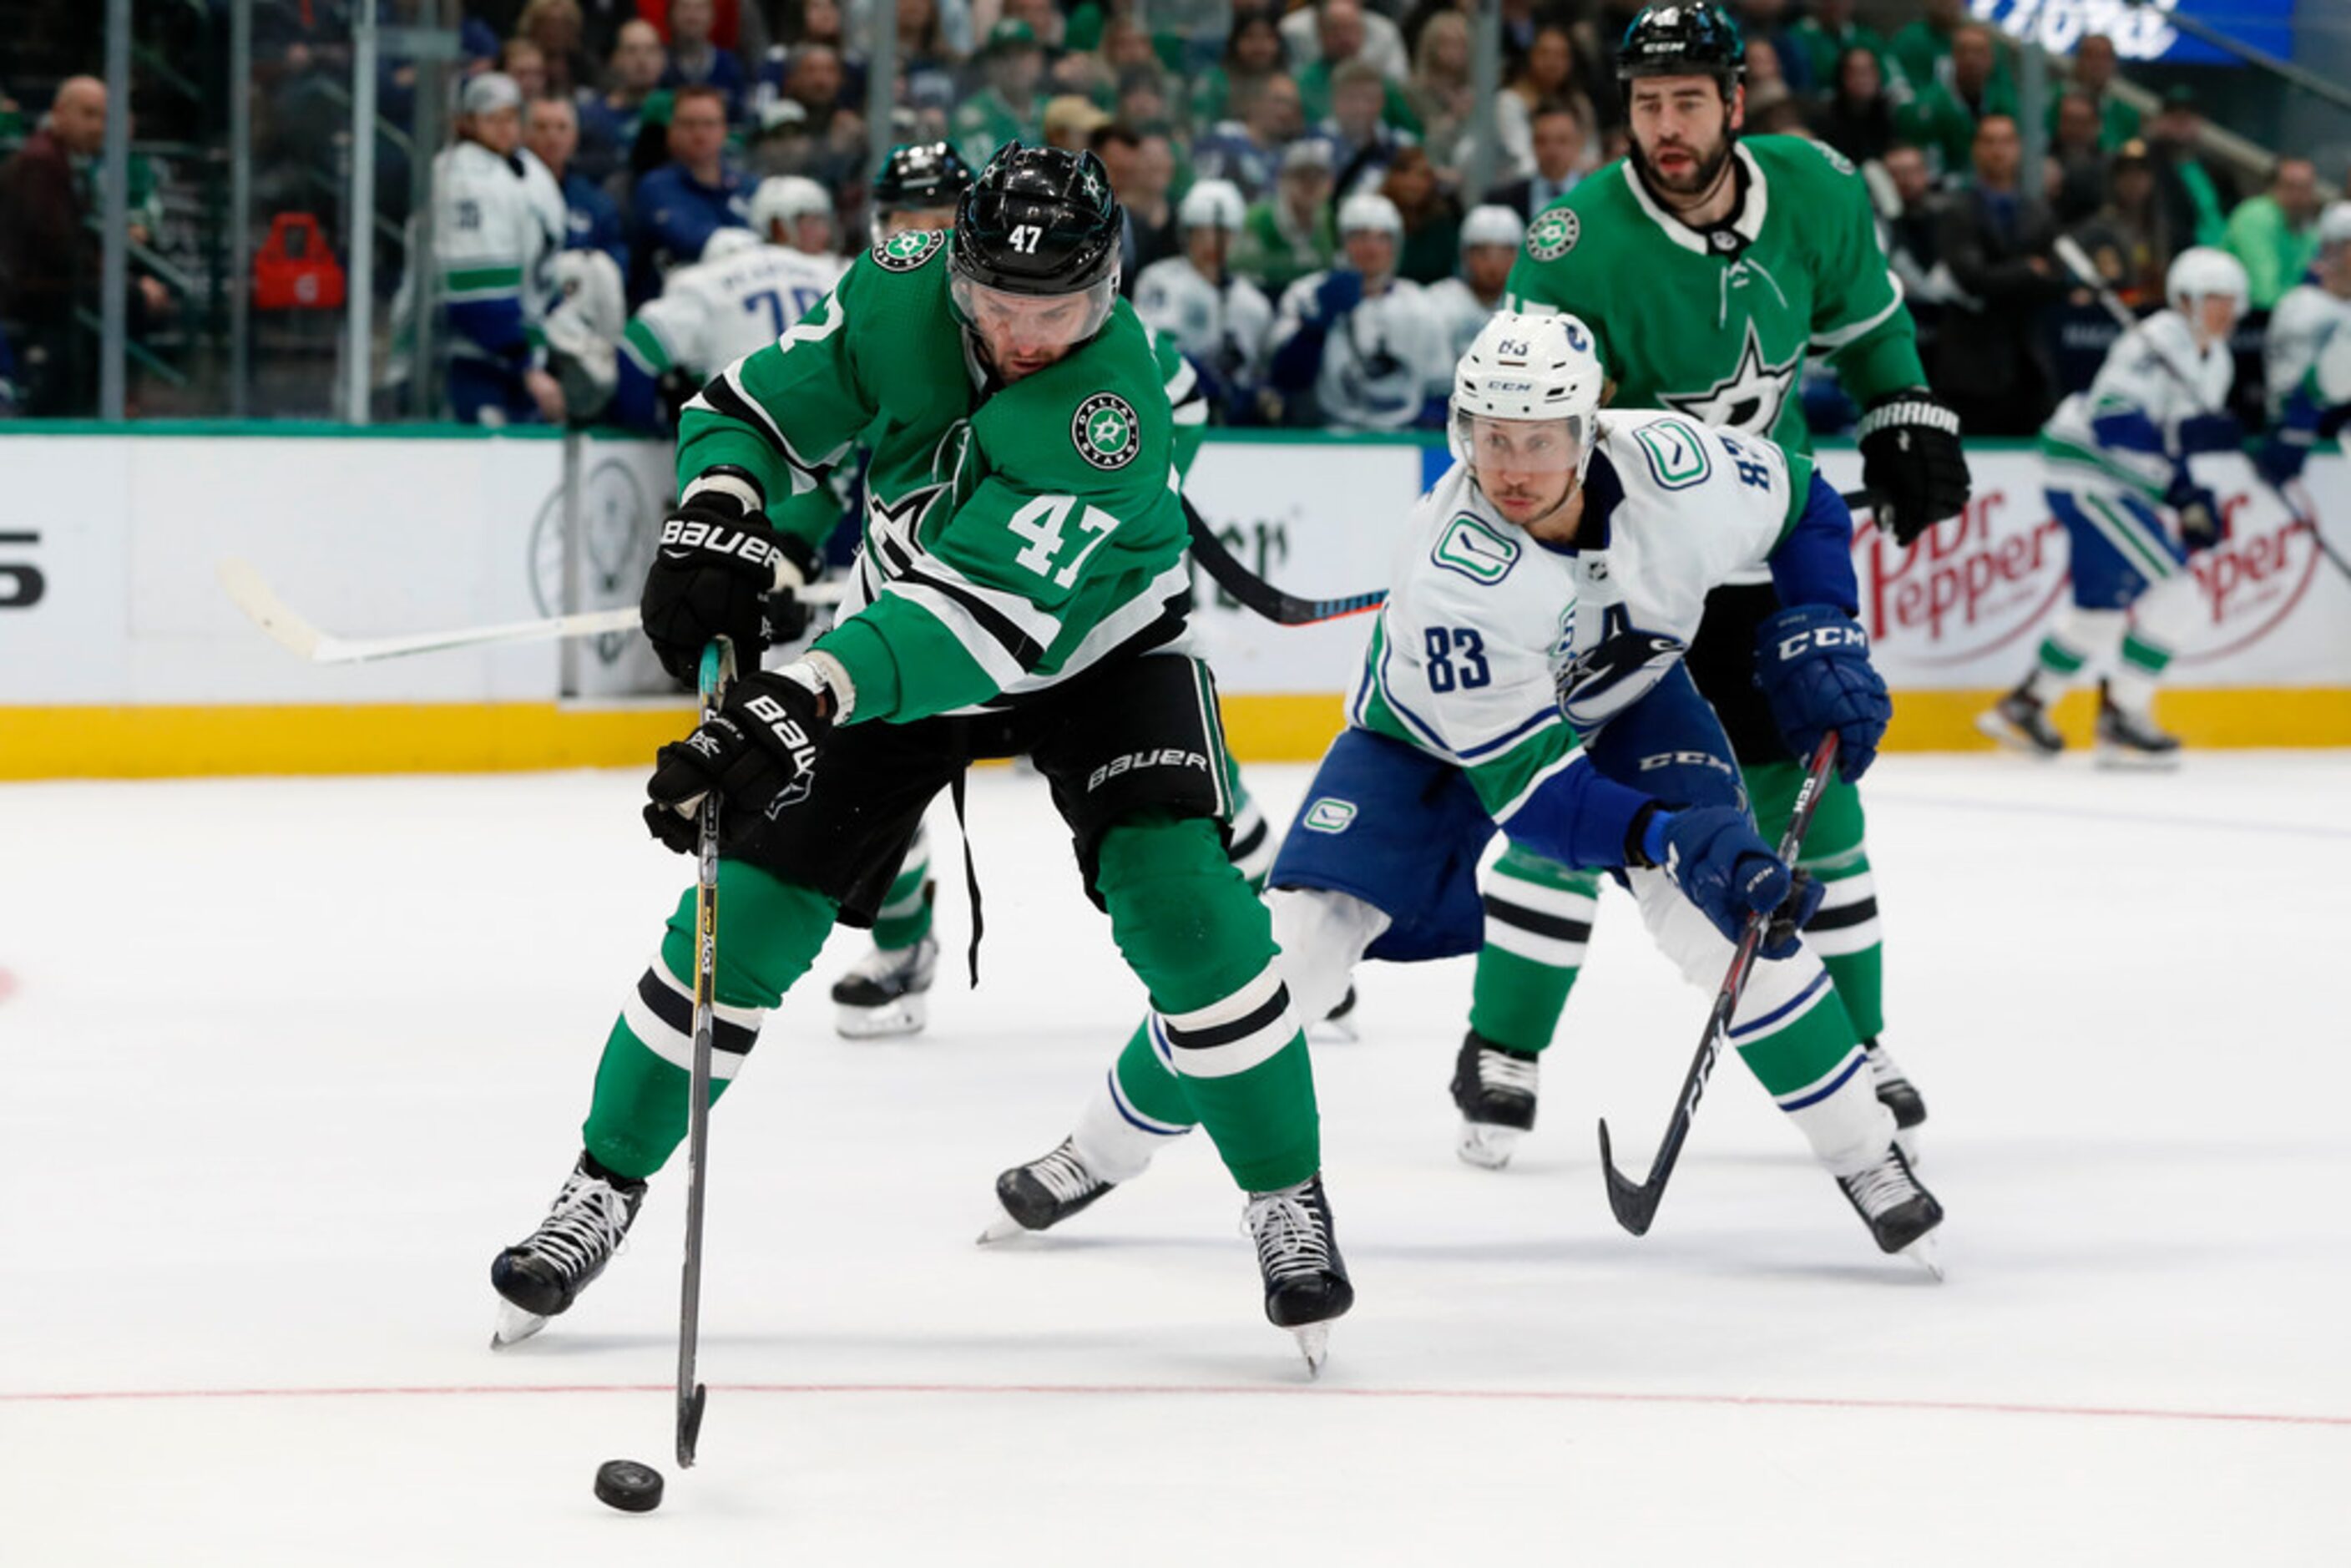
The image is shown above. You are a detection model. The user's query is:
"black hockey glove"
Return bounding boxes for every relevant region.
[1858,390,1970,547]
[1753,605,1892,782]
[643,670,835,852]
[639,481,821,685]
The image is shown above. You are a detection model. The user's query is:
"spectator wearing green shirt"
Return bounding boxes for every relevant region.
[1791,0,1891,101]
[952,20,1046,169]
[1297,0,1420,135]
[1236,138,1336,296]
[2147,86,2237,250]
[1897,23,2018,179]
[1890,0,1967,96]
[2056,33,2141,152]
[2226,156,2326,310]
[1190,10,1287,134]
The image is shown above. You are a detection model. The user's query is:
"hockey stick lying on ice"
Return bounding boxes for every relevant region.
[1596,731,1839,1237]
[675,635,732,1468]
[217,559,842,665]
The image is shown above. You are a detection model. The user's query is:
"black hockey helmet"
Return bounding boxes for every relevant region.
[872,140,976,213]
[1615,3,1746,89]
[950,143,1122,297]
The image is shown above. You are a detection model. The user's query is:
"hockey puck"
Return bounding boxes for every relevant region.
[594,1459,665,1513]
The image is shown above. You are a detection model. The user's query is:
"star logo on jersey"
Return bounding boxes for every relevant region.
[1525,210,1579,263]
[872,228,946,272]
[1072,392,1140,470]
[1658,319,1798,435]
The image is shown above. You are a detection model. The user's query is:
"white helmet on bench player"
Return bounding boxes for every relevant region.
[1451,309,1607,494]
[2166,245,2247,345]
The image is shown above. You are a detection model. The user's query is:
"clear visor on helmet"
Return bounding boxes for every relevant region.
[949,273,1116,363]
[1454,410,1591,478]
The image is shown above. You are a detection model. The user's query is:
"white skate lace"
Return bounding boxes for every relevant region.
[1478,1050,1540,1097]
[526,1174,635,1281]
[1842,1153,1921,1220]
[1029,1142,1101,1206]
[1246,1186,1332,1284]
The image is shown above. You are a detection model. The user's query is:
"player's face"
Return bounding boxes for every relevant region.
[1464,243,1514,296]
[791,213,835,255]
[472,104,523,157]
[960,281,1103,381]
[1470,416,1580,529]
[1186,224,1233,274]
[2193,293,2239,344]
[1343,229,1397,281]
[882,205,957,237]
[1627,76,1739,198]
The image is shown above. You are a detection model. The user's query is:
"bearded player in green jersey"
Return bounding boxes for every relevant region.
[488,145,1352,1368]
[1454,3,1971,1171]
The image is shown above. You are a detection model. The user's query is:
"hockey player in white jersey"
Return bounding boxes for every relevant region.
[1135,180,1276,422]
[2253,202,2351,490]
[431,72,569,426]
[606,176,848,432]
[1424,203,1523,367]
[990,311,1944,1272]
[1979,248,2250,765]
[1267,193,1450,430]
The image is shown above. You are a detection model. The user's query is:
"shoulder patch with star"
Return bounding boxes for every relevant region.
[872,229,947,272]
[1525,208,1579,263]
[1071,392,1141,470]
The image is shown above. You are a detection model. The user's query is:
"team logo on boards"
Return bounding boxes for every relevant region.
[1525,210,1578,262]
[872,229,945,272]
[1073,393,1141,470]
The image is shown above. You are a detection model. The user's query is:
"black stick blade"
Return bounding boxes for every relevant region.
[1596,1118,1661,1237]
[676,1383,707,1469]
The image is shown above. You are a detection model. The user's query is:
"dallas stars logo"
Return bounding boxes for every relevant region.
[1658,318,1798,434]
[1072,392,1140,470]
[1525,209,1579,262]
[872,228,946,272]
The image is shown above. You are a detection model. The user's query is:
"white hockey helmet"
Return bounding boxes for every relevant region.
[1459,204,1526,254]
[2318,200,2351,254]
[1179,178,1247,234]
[700,227,766,263]
[1451,310,1607,490]
[750,175,834,241]
[1337,192,1404,240]
[2166,245,2247,315]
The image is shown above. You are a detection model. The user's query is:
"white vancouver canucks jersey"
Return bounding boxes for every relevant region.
[2043,309,2232,497]
[1350,408,1809,823]
[2263,281,2351,413]
[1272,271,1450,431]
[432,140,569,359]
[625,243,849,382]
[1423,278,1502,377]
[1134,255,1275,377]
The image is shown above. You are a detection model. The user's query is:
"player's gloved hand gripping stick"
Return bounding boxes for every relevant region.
[1597,732,1841,1237]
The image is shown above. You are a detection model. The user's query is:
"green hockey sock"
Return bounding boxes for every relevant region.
[1111,1019,1200,1129]
[1469,847,1598,1055]
[581,860,837,1180]
[869,834,934,951]
[1746,762,1887,1043]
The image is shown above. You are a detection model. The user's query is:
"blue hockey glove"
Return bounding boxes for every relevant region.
[1312,268,1363,321]
[2176,411,2246,456]
[1639,805,1822,959]
[2253,433,2311,488]
[2164,471,2223,551]
[1752,605,1891,782]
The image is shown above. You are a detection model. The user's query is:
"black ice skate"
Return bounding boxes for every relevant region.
[2095,682,2182,770]
[979,1137,1115,1242]
[488,1154,646,1348]
[1836,1143,1944,1279]
[1450,1030,1540,1170]
[1863,1036,1926,1136]
[831,927,939,1039]
[1246,1175,1353,1375]
[1975,685,2065,756]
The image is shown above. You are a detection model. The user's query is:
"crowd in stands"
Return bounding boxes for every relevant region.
[0,0,2342,432]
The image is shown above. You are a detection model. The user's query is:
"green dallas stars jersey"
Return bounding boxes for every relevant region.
[677,226,1189,726]
[1504,135,1925,460]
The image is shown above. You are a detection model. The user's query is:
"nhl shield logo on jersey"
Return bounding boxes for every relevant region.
[872,229,945,272]
[1525,210,1579,262]
[1072,393,1141,470]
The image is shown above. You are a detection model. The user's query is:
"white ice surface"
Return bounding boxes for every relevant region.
[3,754,2347,1565]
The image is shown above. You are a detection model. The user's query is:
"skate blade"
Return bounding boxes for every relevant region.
[1973,710,2060,758]
[489,1300,548,1350]
[2093,743,2182,771]
[833,994,928,1039]
[1899,1231,1946,1282]
[976,1204,1033,1245]
[1307,1014,1360,1043]
[1455,1120,1522,1171]
[1292,1323,1331,1378]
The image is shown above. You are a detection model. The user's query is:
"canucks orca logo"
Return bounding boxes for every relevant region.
[1072,392,1141,470]
[1525,209,1579,262]
[872,229,946,272]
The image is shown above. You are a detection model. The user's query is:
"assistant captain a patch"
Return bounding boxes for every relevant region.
[1072,392,1142,470]
[1525,209,1579,263]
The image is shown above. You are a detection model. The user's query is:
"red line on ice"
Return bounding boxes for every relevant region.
[4,1380,2344,1429]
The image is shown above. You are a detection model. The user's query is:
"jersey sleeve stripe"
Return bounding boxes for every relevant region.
[877,579,1034,687]
[1489,744,1587,827]
[1453,706,1562,761]
[688,364,830,496]
[1372,630,1451,754]
[898,540,1066,652]
[1809,281,1905,352]
[889,565,1051,670]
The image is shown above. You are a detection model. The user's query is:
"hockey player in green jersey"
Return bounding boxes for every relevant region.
[488,145,1352,1367]
[1464,2,1970,1166]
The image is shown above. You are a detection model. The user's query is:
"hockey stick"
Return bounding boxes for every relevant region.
[1181,498,1388,626]
[1595,731,1841,1237]
[675,635,733,1468]
[216,558,842,665]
